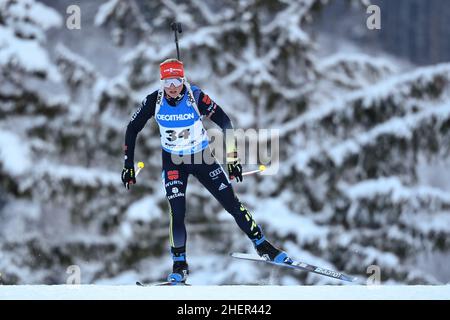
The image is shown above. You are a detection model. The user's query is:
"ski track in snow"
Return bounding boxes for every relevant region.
[0,285,449,300]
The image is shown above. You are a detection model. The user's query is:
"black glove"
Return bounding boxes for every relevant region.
[227,160,243,182]
[121,166,136,189]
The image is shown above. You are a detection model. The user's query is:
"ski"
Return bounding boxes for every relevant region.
[230,252,357,283]
[136,280,191,286]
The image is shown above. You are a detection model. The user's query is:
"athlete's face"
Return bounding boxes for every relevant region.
[164,77,183,98]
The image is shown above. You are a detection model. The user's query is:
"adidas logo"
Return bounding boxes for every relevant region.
[218,183,227,191]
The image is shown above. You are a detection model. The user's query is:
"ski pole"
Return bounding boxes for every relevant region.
[135,161,145,177]
[170,22,182,60]
[230,165,266,180]
[242,165,266,177]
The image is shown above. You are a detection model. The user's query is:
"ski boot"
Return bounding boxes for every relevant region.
[167,252,189,283]
[252,235,292,264]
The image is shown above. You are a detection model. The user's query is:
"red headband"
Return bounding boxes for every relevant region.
[160,60,184,79]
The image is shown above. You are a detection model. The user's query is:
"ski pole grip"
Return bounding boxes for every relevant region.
[135,161,145,177]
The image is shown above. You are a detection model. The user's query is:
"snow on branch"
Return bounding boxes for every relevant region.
[0,129,32,176]
[32,162,119,188]
[317,53,397,89]
[280,63,450,139]
[94,0,150,45]
[328,103,450,167]
[0,27,60,81]
[55,43,99,88]
[262,0,319,44]
[343,177,450,205]
[400,212,450,243]
[339,177,450,231]
[94,0,120,26]
[0,0,62,40]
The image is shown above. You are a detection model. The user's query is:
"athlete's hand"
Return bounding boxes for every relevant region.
[228,160,243,183]
[121,166,136,189]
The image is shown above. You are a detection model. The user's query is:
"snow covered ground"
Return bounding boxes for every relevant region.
[0,285,449,300]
